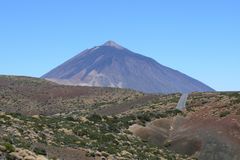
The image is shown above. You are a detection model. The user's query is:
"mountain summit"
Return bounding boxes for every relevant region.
[42,41,214,93]
[102,40,125,49]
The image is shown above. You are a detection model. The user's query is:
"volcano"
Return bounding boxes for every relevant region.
[42,41,214,93]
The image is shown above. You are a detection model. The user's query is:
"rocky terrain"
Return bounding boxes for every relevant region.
[130,92,240,160]
[0,76,239,160]
[0,76,143,116]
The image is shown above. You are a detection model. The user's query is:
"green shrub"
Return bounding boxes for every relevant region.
[163,141,171,148]
[165,109,182,116]
[87,114,102,123]
[123,129,132,134]
[156,112,167,118]
[4,142,15,152]
[223,92,240,104]
[33,147,47,155]
[86,151,95,157]
[65,116,75,121]
[137,113,151,123]
[220,111,230,117]
[101,134,115,142]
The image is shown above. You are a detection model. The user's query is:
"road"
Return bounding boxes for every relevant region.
[176,93,188,111]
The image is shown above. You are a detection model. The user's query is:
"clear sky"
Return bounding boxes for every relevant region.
[0,0,239,91]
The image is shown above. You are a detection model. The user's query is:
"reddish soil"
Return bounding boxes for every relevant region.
[34,143,96,160]
[0,76,141,115]
[130,92,240,160]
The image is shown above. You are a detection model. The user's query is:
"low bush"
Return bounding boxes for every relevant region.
[87,114,102,123]
[4,142,15,152]
[137,113,151,123]
[220,111,230,117]
[33,147,47,155]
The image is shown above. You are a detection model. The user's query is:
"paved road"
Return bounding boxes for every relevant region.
[176,93,188,111]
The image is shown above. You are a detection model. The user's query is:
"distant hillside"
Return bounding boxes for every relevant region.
[0,76,239,160]
[0,75,143,115]
[42,41,214,93]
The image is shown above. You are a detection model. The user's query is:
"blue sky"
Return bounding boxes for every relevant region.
[0,0,239,91]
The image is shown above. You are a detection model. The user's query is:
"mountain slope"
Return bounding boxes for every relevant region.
[0,75,142,115]
[42,41,214,93]
[0,76,239,160]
